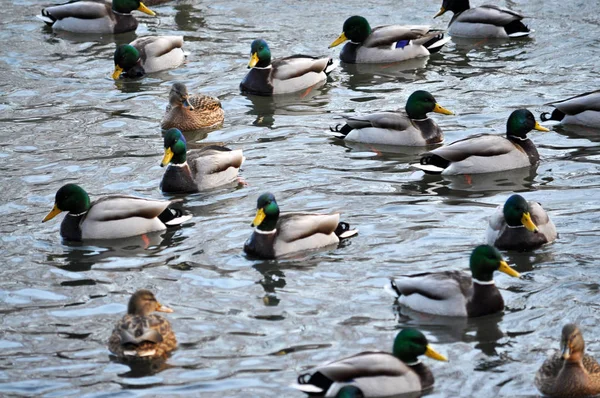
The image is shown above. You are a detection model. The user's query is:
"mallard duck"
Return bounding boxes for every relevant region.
[160,128,244,193]
[42,183,192,241]
[331,90,454,146]
[37,0,155,34]
[541,90,600,128]
[113,36,185,80]
[108,290,177,360]
[292,328,447,397]
[535,324,600,397]
[161,83,224,131]
[240,39,337,96]
[388,245,520,317]
[487,194,557,251]
[243,193,358,259]
[414,109,549,175]
[328,16,450,64]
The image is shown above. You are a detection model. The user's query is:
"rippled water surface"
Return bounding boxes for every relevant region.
[1,0,600,396]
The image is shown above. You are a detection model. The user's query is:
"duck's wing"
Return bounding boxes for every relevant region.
[277,212,340,242]
[345,112,413,131]
[363,25,431,47]
[391,270,472,300]
[39,0,109,22]
[529,201,558,241]
[534,353,563,392]
[547,90,600,115]
[424,134,515,162]
[457,5,524,25]
[132,36,184,62]
[189,94,222,111]
[188,146,244,175]
[271,56,331,80]
[583,354,600,374]
[86,195,171,221]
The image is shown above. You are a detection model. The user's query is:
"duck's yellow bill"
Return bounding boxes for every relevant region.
[433,103,454,115]
[137,2,156,16]
[248,53,259,68]
[161,147,174,167]
[42,204,62,223]
[329,32,348,48]
[521,212,539,233]
[252,208,266,227]
[112,65,123,80]
[425,345,448,361]
[498,261,520,278]
[156,302,173,313]
[534,122,550,132]
[434,7,446,18]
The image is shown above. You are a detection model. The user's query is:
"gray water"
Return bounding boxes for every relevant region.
[1,0,599,396]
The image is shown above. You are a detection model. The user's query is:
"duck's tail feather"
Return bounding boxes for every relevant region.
[505,20,532,37]
[159,207,193,226]
[37,9,56,25]
[412,154,449,174]
[419,32,451,54]
[335,222,358,239]
[290,372,330,394]
[540,109,565,122]
[385,279,402,298]
[324,58,339,75]
[329,123,353,139]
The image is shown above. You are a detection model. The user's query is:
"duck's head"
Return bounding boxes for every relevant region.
[112,0,155,16]
[335,386,364,398]
[434,0,471,18]
[470,245,520,282]
[503,194,539,232]
[128,290,173,316]
[248,39,271,68]
[506,109,549,139]
[392,328,447,364]
[405,90,454,119]
[113,44,141,80]
[169,83,194,110]
[42,184,91,222]
[252,192,280,231]
[329,16,372,48]
[560,324,585,362]
[161,128,187,167]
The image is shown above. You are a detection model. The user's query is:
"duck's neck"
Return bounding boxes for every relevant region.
[555,358,593,395]
[508,134,539,165]
[257,215,278,232]
[450,0,471,13]
[409,361,434,390]
[467,279,504,317]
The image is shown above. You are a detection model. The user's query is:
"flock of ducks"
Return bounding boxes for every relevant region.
[35,0,600,396]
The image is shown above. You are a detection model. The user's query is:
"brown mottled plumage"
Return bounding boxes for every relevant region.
[108,290,177,360]
[161,82,224,131]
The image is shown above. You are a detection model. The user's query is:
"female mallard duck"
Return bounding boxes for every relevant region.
[243,193,358,259]
[331,90,454,146]
[113,36,185,80]
[541,90,600,128]
[487,194,557,251]
[240,39,337,96]
[434,0,531,38]
[37,0,155,34]
[161,83,224,131]
[42,183,191,241]
[160,128,244,193]
[535,324,600,397]
[108,290,177,360]
[292,328,447,397]
[388,245,520,317]
[414,109,549,175]
[328,16,450,64]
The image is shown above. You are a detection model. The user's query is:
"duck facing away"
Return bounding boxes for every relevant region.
[161,82,224,131]
[434,0,531,38]
[331,90,454,146]
[108,290,177,360]
[541,90,600,128]
[414,109,549,175]
[243,193,358,259]
[388,245,520,317]
[37,0,156,34]
[42,184,191,241]
[328,16,450,64]
[113,36,185,80]
[535,324,600,397]
[292,328,447,397]
[487,194,557,251]
[240,39,337,96]
[160,128,244,193]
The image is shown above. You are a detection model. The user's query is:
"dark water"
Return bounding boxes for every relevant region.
[1,0,599,396]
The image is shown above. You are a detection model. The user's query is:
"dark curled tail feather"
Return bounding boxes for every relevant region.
[389,279,402,297]
[324,58,336,76]
[423,32,447,54]
[297,371,333,393]
[540,109,564,122]
[335,222,358,239]
[158,206,185,225]
[329,123,353,138]
[39,9,57,24]
[420,154,450,169]
[504,20,530,36]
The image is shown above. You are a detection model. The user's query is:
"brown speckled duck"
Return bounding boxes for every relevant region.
[161,82,224,131]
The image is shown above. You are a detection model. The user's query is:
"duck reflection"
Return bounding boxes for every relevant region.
[111,356,173,378]
[253,261,286,307]
[552,123,600,143]
[340,57,428,90]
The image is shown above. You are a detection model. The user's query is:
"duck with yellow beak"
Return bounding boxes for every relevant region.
[113,36,185,80]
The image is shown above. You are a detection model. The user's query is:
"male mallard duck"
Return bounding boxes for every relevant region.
[535,324,600,397]
[161,82,224,131]
[414,109,549,175]
[434,0,531,38]
[328,16,450,64]
[240,39,337,96]
[541,90,600,128]
[37,0,155,34]
[487,194,557,251]
[292,328,447,397]
[243,193,358,259]
[42,183,191,241]
[388,245,520,317]
[160,128,244,193]
[113,36,185,80]
[331,90,454,146]
[108,290,177,360]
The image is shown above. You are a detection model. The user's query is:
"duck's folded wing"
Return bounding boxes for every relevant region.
[424,134,515,162]
[43,1,109,19]
[133,36,184,59]
[583,354,600,374]
[271,56,331,80]
[189,95,222,111]
[487,204,505,232]
[548,90,600,115]
[277,212,340,242]
[318,352,413,381]
[363,25,431,47]
[458,5,524,25]
[119,328,163,345]
[345,112,413,131]
[392,271,472,300]
[189,146,244,175]
[87,196,171,221]
[535,353,563,389]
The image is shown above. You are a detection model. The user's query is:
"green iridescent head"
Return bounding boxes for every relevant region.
[335,386,364,398]
[506,109,549,138]
[113,44,141,80]
[405,90,454,119]
[392,328,447,363]
[434,0,471,18]
[112,0,156,16]
[503,194,539,232]
[470,245,520,282]
[248,39,272,68]
[42,184,91,222]
[329,16,372,47]
[161,128,188,166]
[251,192,280,231]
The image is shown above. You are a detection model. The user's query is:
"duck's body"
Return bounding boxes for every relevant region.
[38,0,155,34]
[113,36,185,79]
[541,90,600,128]
[161,83,224,131]
[329,16,450,64]
[434,0,531,39]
